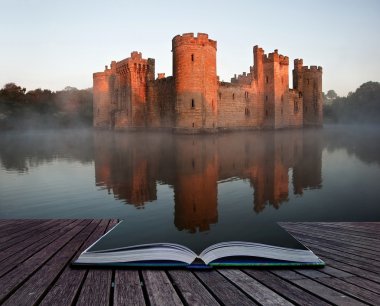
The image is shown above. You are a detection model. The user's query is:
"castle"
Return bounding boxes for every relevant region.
[93,33,323,132]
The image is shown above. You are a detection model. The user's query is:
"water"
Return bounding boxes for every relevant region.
[1,125,380,232]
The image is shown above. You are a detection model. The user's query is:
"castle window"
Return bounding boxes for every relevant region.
[245,108,250,117]
[299,92,302,98]
[191,54,194,62]
[266,76,269,83]
[232,93,235,100]
[294,101,299,113]
[191,99,195,108]
[192,122,195,128]
[265,110,268,117]
[265,95,268,102]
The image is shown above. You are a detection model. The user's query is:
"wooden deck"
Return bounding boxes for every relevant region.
[0,220,379,305]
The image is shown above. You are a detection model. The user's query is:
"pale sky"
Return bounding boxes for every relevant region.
[1,0,379,96]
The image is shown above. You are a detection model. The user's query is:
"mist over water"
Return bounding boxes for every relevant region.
[0,125,379,229]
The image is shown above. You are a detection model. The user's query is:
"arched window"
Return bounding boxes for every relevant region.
[191,54,194,62]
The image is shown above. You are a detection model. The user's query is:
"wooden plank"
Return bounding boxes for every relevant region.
[312,276,380,305]
[0,220,37,232]
[244,270,331,306]
[75,220,118,306]
[0,219,89,303]
[168,270,220,306]
[40,220,111,306]
[283,223,380,250]
[295,240,380,275]
[283,225,380,254]
[283,229,379,257]
[114,270,146,306]
[76,269,112,306]
[292,278,367,306]
[2,220,100,306]
[0,220,53,245]
[342,276,380,295]
[315,256,380,284]
[312,222,380,236]
[219,269,294,305]
[195,270,257,305]
[317,266,353,278]
[0,220,76,277]
[142,270,183,306]
[297,238,380,268]
[0,219,62,252]
[0,219,74,263]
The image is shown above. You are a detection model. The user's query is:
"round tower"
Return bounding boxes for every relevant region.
[172,33,218,132]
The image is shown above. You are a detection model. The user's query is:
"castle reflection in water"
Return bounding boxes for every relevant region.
[94,130,322,232]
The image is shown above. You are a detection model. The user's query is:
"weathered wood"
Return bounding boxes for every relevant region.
[114,270,146,306]
[75,220,118,306]
[320,256,380,284]
[219,269,294,305]
[310,222,380,237]
[0,221,380,305]
[283,223,380,250]
[2,220,100,306]
[39,220,110,306]
[317,266,353,278]
[305,239,380,268]
[195,270,257,305]
[292,278,367,306]
[296,241,380,275]
[0,219,54,246]
[313,276,380,305]
[0,219,89,303]
[168,270,220,306]
[342,276,380,295]
[284,230,379,257]
[244,270,331,306]
[0,219,74,263]
[142,270,183,306]
[0,220,76,277]
[76,269,112,306]
[0,220,37,232]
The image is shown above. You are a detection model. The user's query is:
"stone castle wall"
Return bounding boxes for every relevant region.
[93,33,323,132]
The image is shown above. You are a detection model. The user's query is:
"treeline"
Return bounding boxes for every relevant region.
[324,82,380,124]
[0,83,92,130]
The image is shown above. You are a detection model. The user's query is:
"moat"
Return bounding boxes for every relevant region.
[1,125,379,230]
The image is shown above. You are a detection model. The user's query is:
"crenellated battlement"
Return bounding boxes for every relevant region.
[263,49,288,64]
[302,65,323,73]
[172,32,217,50]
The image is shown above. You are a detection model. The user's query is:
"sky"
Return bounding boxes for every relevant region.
[1,0,379,96]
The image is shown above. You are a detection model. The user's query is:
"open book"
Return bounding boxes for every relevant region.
[72,221,324,268]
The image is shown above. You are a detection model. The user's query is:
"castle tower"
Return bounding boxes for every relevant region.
[262,50,290,129]
[172,33,218,132]
[114,52,155,128]
[93,66,115,128]
[302,66,323,126]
